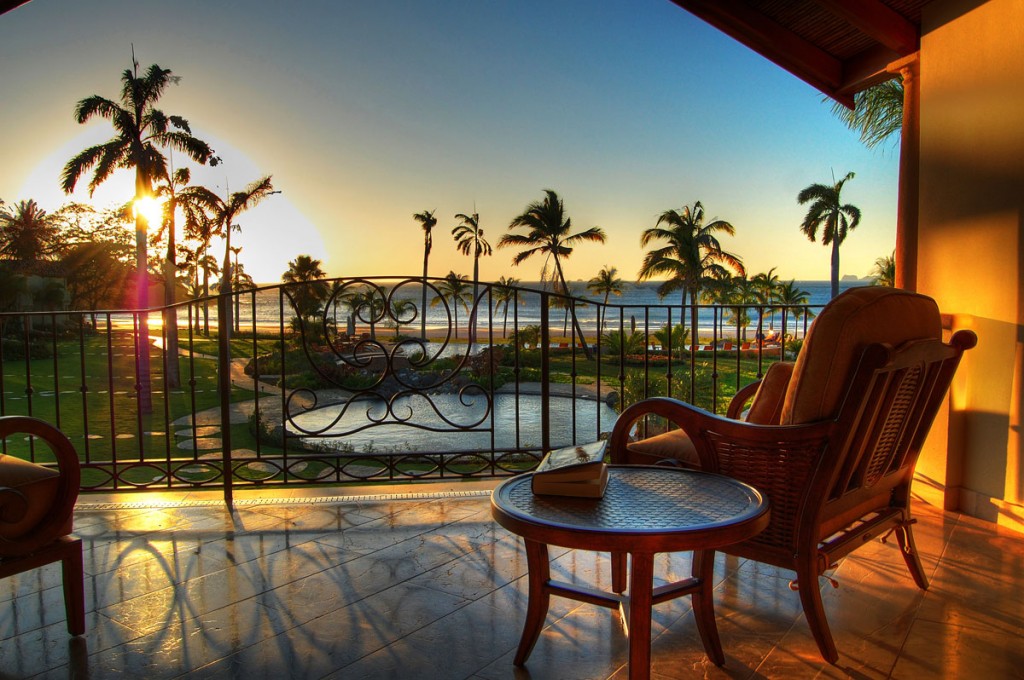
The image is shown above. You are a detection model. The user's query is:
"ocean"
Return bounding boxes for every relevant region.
[216,278,872,341]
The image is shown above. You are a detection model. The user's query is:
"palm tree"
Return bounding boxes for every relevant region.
[776,279,813,339]
[452,212,492,343]
[638,201,744,354]
[751,267,781,330]
[389,298,416,339]
[797,171,862,299]
[492,276,522,338]
[281,255,328,324]
[431,271,470,339]
[586,265,624,335]
[829,79,903,149]
[189,176,276,341]
[652,323,689,356]
[61,61,215,413]
[724,275,757,341]
[601,329,646,356]
[0,200,59,272]
[152,167,211,386]
[181,206,219,335]
[500,189,606,358]
[348,285,388,341]
[413,210,437,339]
[871,251,896,287]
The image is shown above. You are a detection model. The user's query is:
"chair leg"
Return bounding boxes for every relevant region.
[61,538,86,636]
[895,522,930,590]
[795,560,838,664]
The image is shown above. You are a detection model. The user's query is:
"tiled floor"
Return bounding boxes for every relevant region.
[2,483,1022,679]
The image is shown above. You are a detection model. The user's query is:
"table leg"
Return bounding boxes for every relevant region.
[691,549,724,665]
[611,551,628,593]
[514,539,551,666]
[627,552,654,680]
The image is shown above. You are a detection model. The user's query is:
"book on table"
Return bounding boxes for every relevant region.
[531,441,609,498]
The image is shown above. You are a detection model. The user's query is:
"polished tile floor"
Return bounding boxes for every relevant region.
[2,482,1022,679]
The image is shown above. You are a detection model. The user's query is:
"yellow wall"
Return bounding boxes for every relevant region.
[918,0,1024,529]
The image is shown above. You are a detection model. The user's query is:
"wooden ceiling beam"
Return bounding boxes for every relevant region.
[0,1,32,15]
[837,43,903,96]
[815,0,919,54]
[670,0,852,106]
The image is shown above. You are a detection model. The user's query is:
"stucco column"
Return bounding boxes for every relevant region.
[890,53,920,291]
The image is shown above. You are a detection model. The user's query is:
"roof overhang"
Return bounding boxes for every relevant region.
[669,0,927,107]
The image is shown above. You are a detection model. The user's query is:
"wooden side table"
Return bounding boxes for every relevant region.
[491,465,769,680]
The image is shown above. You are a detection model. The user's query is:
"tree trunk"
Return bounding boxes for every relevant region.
[469,254,479,344]
[552,258,592,360]
[830,240,841,299]
[221,231,233,343]
[421,251,429,340]
[164,216,181,388]
[134,175,153,414]
[202,264,210,336]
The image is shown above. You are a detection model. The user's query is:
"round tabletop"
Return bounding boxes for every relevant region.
[491,465,769,553]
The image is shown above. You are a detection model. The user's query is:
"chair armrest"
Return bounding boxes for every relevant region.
[0,486,29,524]
[727,381,762,420]
[610,396,834,485]
[0,416,81,556]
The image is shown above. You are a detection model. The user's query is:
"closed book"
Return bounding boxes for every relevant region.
[532,441,608,483]
[532,463,609,498]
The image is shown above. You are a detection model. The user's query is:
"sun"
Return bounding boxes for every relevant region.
[132,195,164,227]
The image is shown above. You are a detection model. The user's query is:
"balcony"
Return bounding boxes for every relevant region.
[2,483,1021,678]
[3,279,1021,677]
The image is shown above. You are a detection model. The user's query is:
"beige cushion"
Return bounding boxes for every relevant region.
[781,287,941,425]
[745,361,795,425]
[625,428,699,466]
[0,454,60,540]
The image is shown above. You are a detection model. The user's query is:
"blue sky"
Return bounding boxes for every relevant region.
[0,0,899,284]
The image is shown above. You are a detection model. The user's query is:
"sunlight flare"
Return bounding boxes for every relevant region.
[132,195,164,228]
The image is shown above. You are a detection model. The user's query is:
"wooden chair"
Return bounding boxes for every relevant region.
[609,287,976,663]
[0,416,85,636]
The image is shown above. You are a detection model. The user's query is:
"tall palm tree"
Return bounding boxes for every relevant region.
[637,201,744,354]
[189,176,276,341]
[829,79,904,149]
[493,276,522,338]
[413,210,437,339]
[871,251,896,287]
[586,265,624,335]
[500,189,606,357]
[0,199,59,271]
[62,61,216,413]
[797,171,861,299]
[431,271,470,339]
[281,254,328,323]
[452,212,492,343]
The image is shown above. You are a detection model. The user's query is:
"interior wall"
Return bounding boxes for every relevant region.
[917,0,1024,530]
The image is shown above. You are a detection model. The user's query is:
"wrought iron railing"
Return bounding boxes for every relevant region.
[0,277,816,501]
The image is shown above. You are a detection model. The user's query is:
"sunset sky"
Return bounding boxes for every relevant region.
[0,0,899,285]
